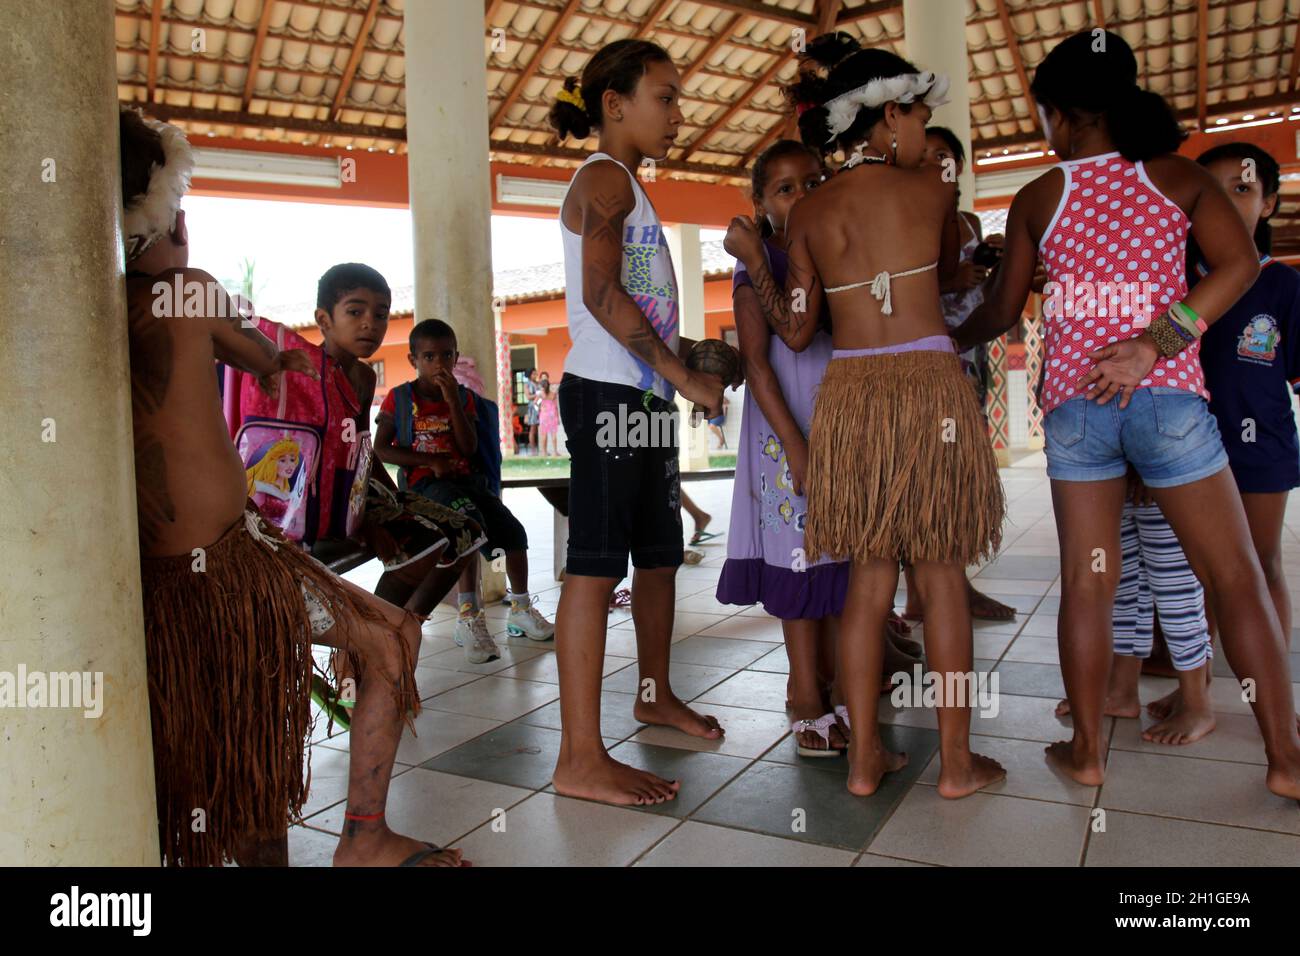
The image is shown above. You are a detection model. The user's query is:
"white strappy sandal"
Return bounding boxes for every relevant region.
[791,713,844,758]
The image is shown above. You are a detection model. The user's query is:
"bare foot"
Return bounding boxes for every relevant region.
[968,586,1016,622]
[937,752,1006,799]
[1055,693,1140,719]
[552,751,680,806]
[846,741,909,796]
[1142,702,1216,745]
[886,616,923,659]
[1264,750,1300,800]
[1145,685,1180,721]
[634,695,724,739]
[333,827,470,867]
[884,634,923,676]
[1044,739,1105,786]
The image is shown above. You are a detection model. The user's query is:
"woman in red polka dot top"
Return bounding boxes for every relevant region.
[953,29,1300,802]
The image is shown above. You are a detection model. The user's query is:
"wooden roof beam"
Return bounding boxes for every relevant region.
[835,1,902,25]
[145,0,163,104]
[633,0,677,39]
[491,0,583,129]
[1196,0,1209,131]
[683,52,792,160]
[331,0,383,121]
[241,0,278,112]
[993,0,1038,133]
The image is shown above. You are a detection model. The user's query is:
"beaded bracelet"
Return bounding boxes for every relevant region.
[1149,312,1190,357]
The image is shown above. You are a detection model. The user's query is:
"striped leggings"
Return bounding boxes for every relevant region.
[1113,501,1212,671]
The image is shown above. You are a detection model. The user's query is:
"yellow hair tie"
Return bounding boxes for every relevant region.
[557,86,586,111]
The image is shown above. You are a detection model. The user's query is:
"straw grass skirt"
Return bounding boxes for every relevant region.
[140,504,418,866]
[804,350,1004,566]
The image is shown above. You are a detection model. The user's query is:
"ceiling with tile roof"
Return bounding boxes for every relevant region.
[117,1,1300,252]
[115,0,1300,177]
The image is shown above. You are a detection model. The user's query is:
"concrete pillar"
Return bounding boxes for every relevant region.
[405,2,505,601]
[404,0,499,412]
[666,223,711,473]
[904,0,975,212]
[0,0,159,864]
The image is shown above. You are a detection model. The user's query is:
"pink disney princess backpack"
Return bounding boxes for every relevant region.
[227,317,372,546]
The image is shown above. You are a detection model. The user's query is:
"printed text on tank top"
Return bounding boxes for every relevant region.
[1036,151,1206,414]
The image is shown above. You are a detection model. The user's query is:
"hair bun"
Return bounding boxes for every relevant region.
[549,76,592,141]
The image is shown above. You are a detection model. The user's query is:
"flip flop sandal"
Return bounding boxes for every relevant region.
[310,674,353,732]
[689,530,722,545]
[399,841,468,867]
[792,713,843,758]
[682,549,704,565]
[608,587,632,611]
[834,704,851,733]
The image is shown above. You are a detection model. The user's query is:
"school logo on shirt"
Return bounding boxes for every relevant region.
[1237,314,1280,363]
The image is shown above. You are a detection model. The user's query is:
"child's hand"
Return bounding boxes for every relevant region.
[363,521,400,563]
[681,370,724,420]
[1079,335,1159,408]
[257,349,319,398]
[432,368,459,403]
[785,434,810,498]
[723,215,764,264]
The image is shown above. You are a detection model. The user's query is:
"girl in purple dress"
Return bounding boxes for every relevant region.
[717,142,859,756]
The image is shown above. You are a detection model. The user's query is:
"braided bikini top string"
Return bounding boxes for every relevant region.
[824,261,938,316]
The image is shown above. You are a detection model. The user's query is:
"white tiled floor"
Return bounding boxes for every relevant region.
[293,467,1300,867]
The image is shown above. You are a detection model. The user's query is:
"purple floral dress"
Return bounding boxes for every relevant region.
[716,239,849,619]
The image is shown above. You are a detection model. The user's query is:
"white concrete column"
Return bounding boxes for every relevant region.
[405,2,505,601]
[0,0,159,864]
[404,0,499,407]
[666,223,711,473]
[904,0,975,212]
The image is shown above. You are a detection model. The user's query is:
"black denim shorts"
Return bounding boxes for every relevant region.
[558,373,683,578]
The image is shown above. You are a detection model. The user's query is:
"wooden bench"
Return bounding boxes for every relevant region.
[502,468,736,580]
[315,468,737,582]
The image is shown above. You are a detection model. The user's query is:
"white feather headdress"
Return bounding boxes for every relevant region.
[122,113,195,263]
[822,72,951,144]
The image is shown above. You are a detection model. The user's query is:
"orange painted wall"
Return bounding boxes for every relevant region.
[192,137,750,226]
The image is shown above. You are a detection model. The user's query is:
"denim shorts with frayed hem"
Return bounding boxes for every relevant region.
[1044,388,1229,488]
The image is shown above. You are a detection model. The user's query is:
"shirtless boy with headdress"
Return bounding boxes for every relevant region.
[119,106,467,867]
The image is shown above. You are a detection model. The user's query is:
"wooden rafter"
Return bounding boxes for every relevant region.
[1196,0,1209,130]
[739,123,783,168]
[241,0,279,112]
[1091,0,1106,29]
[485,0,506,22]
[491,0,583,129]
[683,51,792,161]
[1289,14,1300,92]
[691,0,816,27]
[835,0,902,25]
[993,0,1036,130]
[633,0,676,39]
[331,0,383,121]
[146,0,163,103]
[679,15,741,84]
